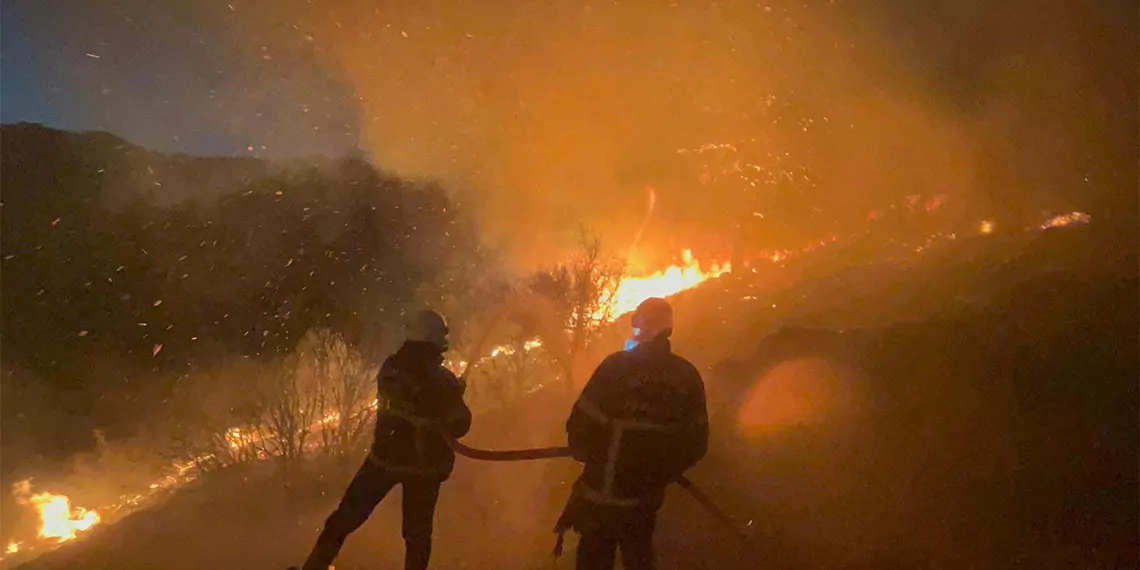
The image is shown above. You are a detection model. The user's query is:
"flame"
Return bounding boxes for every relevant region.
[13,210,1100,557]
[1040,211,1091,230]
[486,338,543,358]
[1,252,724,557]
[32,494,100,541]
[13,481,101,543]
[605,249,730,318]
[449,337,544,375]
[224,427,245,450]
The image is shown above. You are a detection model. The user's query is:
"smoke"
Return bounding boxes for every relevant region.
[212,1,935,264]
[852,0,1138,231]
[7,0,1134,266]
[216,0,1130,266]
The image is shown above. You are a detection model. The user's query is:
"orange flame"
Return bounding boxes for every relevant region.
[13,481,101,543]
[1040,211,1091,230]
[605,249,730,318]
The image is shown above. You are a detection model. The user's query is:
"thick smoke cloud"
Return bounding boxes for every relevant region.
[224,0,1133,266]
[6,0,1134,266]
[855,0,1137,232]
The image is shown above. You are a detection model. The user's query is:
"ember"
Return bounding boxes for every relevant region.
[1040,211,1091,230]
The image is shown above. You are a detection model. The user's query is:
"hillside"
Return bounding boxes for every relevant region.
[11,221,1136,569]
[1,123,275,208]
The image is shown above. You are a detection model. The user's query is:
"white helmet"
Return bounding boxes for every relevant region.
[632,297,673,341]
[405,309,449,349]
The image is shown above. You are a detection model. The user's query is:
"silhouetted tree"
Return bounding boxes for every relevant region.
[527,232,624,391]
[299,329,376,462]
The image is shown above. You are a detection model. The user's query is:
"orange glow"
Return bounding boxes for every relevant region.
[489,337,542,358]
[451,337,543,375]
[13,481,101,543]
[604,249,730,318]
[737,358,849,436]
[1039,211,1091,230]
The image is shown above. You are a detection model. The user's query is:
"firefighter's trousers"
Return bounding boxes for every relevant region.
[575,507,658,570]
[302,458,441,570]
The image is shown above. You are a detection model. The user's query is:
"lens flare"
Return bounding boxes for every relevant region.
[737,358,852,436]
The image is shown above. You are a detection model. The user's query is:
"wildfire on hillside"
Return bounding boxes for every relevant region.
[6,212,1093,560]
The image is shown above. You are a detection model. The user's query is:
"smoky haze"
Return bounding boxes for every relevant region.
[224,0,1136,266]
[2,1,1136,565]
[6,0,1133,267]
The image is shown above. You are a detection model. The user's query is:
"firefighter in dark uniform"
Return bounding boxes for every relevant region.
[558,297,709,570]
[296,309,472,570]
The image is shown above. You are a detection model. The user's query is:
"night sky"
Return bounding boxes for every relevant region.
[1,0,360,159]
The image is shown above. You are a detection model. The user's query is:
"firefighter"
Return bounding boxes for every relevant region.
[295,309,472,570]
[559,297,709,570]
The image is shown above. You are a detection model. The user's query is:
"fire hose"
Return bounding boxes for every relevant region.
[440,434,750,548]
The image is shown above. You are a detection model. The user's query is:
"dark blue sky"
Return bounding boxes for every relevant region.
[1,0,360,159]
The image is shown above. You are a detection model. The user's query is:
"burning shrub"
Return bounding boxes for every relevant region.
[164,330,383,481]
[527,233,625,389]
[167,360,270,474]
[257,357,319,475]
[299,329,378,460]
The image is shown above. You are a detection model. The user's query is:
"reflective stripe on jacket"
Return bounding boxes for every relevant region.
[566,337,709,507]
[370,341,472,480]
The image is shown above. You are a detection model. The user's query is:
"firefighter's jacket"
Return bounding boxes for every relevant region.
[566,337,709,509]
[369,341,472,480]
